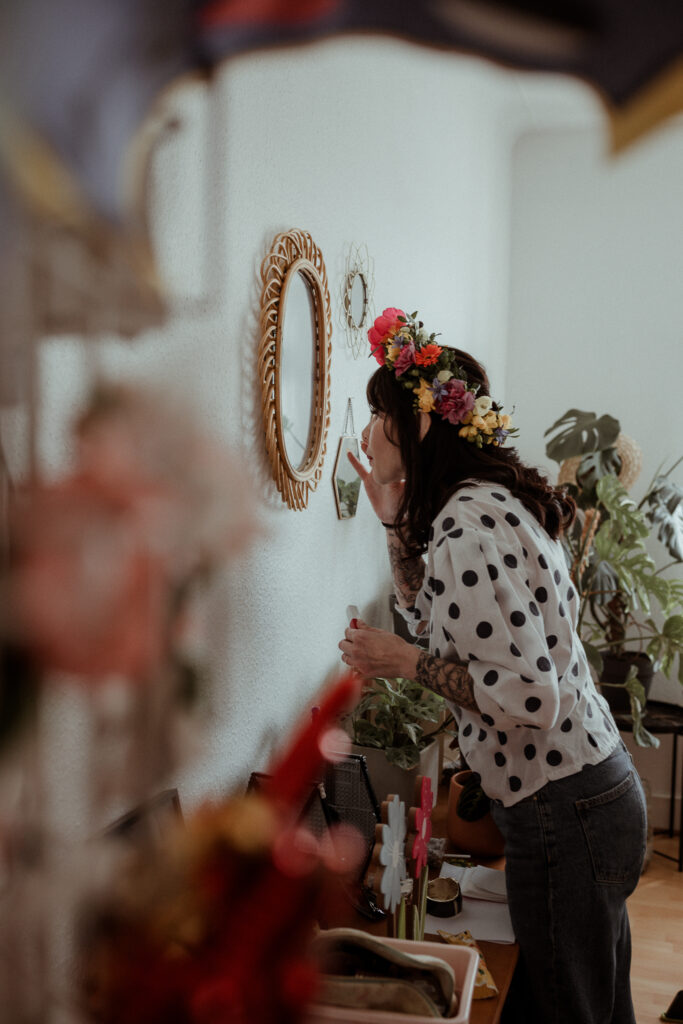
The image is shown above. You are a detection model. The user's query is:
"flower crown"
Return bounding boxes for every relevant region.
[368,308,517,448]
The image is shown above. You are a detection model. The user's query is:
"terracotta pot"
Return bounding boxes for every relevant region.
[599,652,654,714]
[447,770,505,858]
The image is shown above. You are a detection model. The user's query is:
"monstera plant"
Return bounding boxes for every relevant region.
[545,409,683,747]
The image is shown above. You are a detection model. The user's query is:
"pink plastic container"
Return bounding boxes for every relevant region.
[306,936,479,1024]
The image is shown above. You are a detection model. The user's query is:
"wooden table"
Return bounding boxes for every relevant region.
[428,785,518,1024]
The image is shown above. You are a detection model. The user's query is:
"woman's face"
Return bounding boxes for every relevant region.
[361,412,405,485]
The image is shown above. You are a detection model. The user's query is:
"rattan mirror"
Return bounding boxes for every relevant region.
[258,229,332,510]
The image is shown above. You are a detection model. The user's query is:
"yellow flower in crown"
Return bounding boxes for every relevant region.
[459,424,479,440]
[416,378,436,413]
[499,414,512,430]
[386,342,402,363]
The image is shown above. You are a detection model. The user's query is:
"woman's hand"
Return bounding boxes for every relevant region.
[338,620,420,680]
[347,450,403,525]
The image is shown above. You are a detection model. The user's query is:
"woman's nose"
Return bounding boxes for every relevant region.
[361,424,370,454]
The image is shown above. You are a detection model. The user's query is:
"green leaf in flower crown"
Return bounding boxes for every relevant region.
[644,476,683,562]
[544,409,621,463]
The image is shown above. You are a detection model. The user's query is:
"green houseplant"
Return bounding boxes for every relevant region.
[544,409,683,746]
[345,676,455,805]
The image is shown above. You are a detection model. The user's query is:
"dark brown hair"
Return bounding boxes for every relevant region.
[366,348,575,559]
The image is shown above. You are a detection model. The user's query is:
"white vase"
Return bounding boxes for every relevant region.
[350,739,440,809]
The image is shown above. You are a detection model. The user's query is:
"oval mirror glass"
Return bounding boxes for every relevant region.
[280,269,316,471]
[349,271,367,328]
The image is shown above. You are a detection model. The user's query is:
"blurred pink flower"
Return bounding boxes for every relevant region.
[8,479,166,678]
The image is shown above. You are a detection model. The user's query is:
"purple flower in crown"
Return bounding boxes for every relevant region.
[430,376,450,401]
[393,341,416,377]
[436,378,475,425]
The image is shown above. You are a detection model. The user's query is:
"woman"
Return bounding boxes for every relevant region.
[339,308,646,1024]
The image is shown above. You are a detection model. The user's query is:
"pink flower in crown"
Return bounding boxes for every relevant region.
[411,776,433,877]
[437,378,475,425]
[368,307,406,365]
[393,340,416,377]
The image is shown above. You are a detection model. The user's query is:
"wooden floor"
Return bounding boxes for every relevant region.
[629,835,683,1023]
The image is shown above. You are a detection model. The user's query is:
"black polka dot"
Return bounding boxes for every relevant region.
[497,731,508,745]
[552,570,561,585]
[535,587,548,603]
[434,578,446,596]
[434,647,441,658]
[510,610,526,627]
[448,602,460,619]
[587,733,598,747]
[462,570,478,587]
[522,547,528,559]
[504,554,518,568]
[524,744,537,760]
[509,776,522,792]
[559,603,566,618]
[458,495,473,502]
[449,528,464,538]
[442,516,455,531]
[469,653,478,661]
[487,563,498,581]
[442,627,453,643]
[463,723,473,737]
[571,663,579,677]
[413,608,421,619]
[481,514,496,529]
[567,587,575,601]
[525,696,542,712]
[478,729,487,742]
[491,492,507,502]
[481,713,495,726]
[521,675,534,683]
[560,718,573,733]
[546,750,563,767]
[537,657,552,672]
[529,601,540,616]
[494,752,507,767]
[587,703,593,718]
[476,621,493,638]
[546,635,558,649]
[483,670,499,686]
[510,642,521,657]
[538,554,548,569]
[428,526,435,542]
[505,512,520,527]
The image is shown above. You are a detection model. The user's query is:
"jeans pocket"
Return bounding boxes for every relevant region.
[575,771,646,885]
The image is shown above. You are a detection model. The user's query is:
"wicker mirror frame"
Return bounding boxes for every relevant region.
[258,229,332,510]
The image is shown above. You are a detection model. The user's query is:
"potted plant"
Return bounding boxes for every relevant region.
[344,676,455,807]
[446,768,505,858]
[544,409,683,746]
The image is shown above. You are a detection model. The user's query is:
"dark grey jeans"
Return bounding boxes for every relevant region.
[491,744,647,1024]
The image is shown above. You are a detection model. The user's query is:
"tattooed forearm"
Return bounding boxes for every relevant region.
[386,528,425,607]
[415,651,479,712]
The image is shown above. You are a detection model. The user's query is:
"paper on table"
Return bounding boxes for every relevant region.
[459,865,508,903]
[425,864,515,944]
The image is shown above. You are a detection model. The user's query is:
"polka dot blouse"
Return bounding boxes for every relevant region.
[398,484,619,806]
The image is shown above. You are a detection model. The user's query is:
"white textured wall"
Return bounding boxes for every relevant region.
[505,113,683,823]
[33,38,515,827]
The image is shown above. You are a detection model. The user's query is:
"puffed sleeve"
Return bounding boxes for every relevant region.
[430,527,562,731]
